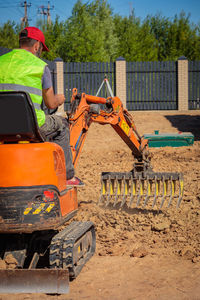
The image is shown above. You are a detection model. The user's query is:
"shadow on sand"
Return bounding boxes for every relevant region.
[165,114,200,141]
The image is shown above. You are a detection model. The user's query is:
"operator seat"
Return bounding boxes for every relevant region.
[0,91,45,143]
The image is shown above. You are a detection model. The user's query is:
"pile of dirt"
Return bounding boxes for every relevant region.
[0,111,199,300]
[73,142,200,262]
[72,112,200,265]
[67,111,199,299]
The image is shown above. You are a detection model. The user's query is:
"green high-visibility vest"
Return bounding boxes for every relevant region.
[0,49,47,127]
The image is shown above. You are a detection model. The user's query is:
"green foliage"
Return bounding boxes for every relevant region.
[0,2,199,62]
[145,14,170,60]
[56,0,118,62]
[165,12,200,60]
[41,17,66,60]
[0,21,20,49]
[57,0,101,62]
[146,12,200,61]
[114,13,158,61]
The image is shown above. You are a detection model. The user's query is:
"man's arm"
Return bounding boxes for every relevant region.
[42,87,65,109]
[42,65,65,109]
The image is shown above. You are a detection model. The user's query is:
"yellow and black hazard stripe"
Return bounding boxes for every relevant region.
[23,202,55,215]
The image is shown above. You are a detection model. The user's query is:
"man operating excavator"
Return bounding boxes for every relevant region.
[0,26,83,187]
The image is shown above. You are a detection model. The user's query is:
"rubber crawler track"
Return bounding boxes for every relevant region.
[49,221,96,279]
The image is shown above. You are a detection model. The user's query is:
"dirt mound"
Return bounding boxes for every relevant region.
[72,113,200,263]
[0,111,200,300]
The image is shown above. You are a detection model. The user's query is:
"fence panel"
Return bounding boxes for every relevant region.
[64,62,115,110]
[2,46,199,112]
[0,47,11,55]
[188,61,200,110]
[126,61,177,110]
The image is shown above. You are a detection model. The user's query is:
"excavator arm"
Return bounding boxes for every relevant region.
[68,86,183,210]
[69,88,147,164]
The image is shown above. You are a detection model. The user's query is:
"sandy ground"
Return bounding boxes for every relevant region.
[0,111,200,300]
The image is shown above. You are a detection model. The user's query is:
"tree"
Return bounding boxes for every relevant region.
[145,14,170,60]
[41,17,65,60]
[166,12,200,60]
[114,12,158,61]
[193,23,200,60]
[146,12,200,61]
[0,6,200,62]
[0,21,20,49]
[57,0,118,62]
[90,0,118,61]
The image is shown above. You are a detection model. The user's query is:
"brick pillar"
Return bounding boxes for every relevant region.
[177,56,188,111]
[116,57,127,108]
[54,57,65,116]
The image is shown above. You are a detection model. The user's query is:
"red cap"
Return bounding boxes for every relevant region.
[20,27,49,52]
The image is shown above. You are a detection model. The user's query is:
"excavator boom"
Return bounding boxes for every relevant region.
[68,80,183,210]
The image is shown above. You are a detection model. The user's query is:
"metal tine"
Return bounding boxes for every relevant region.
[143,176,152,208]
[120,176,129,207]
[128,176,136,208]
[177,176,184,208]
[113,177,122,207]
[106,175,115,206]
[136,176,144,207]
[152,176,160,208]
[160,177,168,209]
[167,177,175,208]
[142,176,149,207]
[105,175,111,206]
[99,177,107,205]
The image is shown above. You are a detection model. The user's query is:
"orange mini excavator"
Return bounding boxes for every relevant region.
[0,80,183,294]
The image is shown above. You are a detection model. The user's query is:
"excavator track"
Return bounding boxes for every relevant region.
[50,221,96,279]
[99,171,183,209]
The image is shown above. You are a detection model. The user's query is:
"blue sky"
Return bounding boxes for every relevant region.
[0,0,199,26]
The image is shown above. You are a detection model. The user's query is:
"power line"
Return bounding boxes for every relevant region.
[0,5,20,8]
[0,0,68,26]
[0,0,20,2]
[53,7,69,19]
[37,1,54,25]
[17,7,24,18]
[0,1,20,4]
[20,1,31,28]
[0,6,22,24]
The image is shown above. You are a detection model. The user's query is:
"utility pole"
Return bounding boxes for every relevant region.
[20,1,31,29]
[38,2,54,26]
[129,2,133,18]
[47,2,54,25]
[38,5,47,24]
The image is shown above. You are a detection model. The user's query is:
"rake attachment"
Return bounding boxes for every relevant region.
[99,171,183,210]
